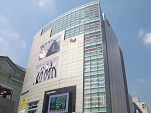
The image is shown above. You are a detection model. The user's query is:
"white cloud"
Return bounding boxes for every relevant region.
[21,40,27,50]
[0,29,27,50]
[32,0,56,15]
[39,0,46,8]
[38,0,55,8]
[0,15,9,26]
[0,29,20,40]
[136,78,145,83]
[144,33,151,44]
[0,14,27,65]
[136,77,151,85]
[138,29,144,37]
[0,37,6,44]
[138,29,151,45]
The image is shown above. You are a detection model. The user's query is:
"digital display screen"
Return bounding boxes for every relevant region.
[47,93,69,113]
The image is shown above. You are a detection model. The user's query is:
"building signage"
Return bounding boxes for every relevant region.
[34,56,59,85]
[70,38,76,43]
[21,98,28,105]
[19,109,25,113]
[38,35,61,60]
[20,105,26,110]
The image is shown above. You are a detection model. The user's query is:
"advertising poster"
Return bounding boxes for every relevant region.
[0,84,13,100]
[47,93,69,113]
[34,56,59,85]
[38,35,61,60]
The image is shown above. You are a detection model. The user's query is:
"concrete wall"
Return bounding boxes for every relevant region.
[0,97,15,113]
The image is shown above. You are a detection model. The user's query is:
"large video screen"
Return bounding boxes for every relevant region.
[0,84,13,100]
[47,93,69,113]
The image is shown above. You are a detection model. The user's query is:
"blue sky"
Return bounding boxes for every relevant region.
[0,0,151,109]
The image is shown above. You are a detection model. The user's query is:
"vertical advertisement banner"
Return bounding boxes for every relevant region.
[34,56,59,85]
[38,35,61,60]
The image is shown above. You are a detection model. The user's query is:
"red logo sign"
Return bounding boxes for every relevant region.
[70,38,76,43]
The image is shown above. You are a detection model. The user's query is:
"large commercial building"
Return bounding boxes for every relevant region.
[19,1,130,113]
[0,56,25,113]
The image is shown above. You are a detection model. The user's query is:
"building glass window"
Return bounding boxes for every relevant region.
[83,13,106,112]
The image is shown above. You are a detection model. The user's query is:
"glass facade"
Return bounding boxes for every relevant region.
[84,32,106,112]
[41,1,106,112]
[41,1,101,38]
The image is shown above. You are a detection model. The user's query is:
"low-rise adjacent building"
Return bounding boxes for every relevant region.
[133,97,150,113]
[0,56,25,113]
